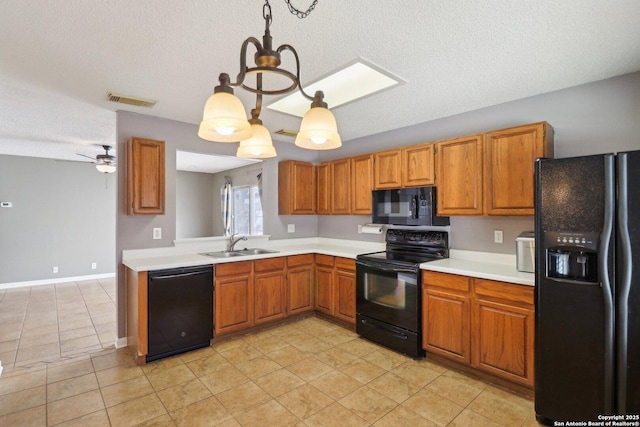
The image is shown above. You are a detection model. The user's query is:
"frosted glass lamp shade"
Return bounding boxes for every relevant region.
[236,123,277,158]
[198,92,252,142]
[294,107,341,150]
[96,163,116,173]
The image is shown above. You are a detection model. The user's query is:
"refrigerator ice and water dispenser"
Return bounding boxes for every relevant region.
[544,231,599,283]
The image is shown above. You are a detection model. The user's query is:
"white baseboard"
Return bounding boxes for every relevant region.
[116,337,127,348]
[0,359,3,378]
[0,273,116,290]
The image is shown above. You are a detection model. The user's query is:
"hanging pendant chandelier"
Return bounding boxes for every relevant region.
[198,0,341,156]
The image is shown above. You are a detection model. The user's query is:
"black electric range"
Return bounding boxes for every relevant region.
[355,229,449,358]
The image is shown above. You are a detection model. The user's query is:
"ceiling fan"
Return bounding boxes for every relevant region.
[77,145,117,173]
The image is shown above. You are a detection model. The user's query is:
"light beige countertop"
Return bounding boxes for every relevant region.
[420,249,534,286]
[123,237,533,286]
[122,237,384,272]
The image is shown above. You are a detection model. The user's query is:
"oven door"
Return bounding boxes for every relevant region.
[355,259,420,332]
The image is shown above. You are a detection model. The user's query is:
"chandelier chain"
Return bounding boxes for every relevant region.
[285,0,318,19]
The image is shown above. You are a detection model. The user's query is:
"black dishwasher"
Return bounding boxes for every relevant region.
[147,265,213,362]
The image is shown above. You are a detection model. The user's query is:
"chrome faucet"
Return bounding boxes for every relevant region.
[228,233,248,251]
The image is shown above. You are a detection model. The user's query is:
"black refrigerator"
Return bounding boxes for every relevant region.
[534,151,640,424]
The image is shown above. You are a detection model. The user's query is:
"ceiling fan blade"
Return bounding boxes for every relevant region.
[76,153,96,161]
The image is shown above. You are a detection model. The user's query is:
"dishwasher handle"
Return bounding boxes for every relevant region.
[148,265,213,281]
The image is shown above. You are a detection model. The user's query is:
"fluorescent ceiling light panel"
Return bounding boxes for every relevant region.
[267,59,405,117]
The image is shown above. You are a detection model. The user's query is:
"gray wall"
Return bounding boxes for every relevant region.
[0,155,116,284]
[316,72,640,253]
[176,171,216,239]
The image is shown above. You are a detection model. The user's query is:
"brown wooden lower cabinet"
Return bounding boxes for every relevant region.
[334,257,356,323]
[254,257,287,325]
[314,254,335,316]
[422,270,535,387]
[314,254,356,324]
[287,254,315,315]
[214,261,254,335]
[215,255,317,336]
[422,271,471,364]
[472,278,535,387]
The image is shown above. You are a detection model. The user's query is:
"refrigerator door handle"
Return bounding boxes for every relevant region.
[616,153,632,414]
[600,154,615,415]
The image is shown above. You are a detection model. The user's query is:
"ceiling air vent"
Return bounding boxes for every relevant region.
[274,129,298,138]
[107,92,157,108]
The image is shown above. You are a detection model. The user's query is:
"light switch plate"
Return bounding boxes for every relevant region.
[494,230,504,244]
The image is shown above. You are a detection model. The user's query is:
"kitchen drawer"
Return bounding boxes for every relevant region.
[215,261,252,277]
[473,278,534,305]
[254,257,286,273]
[315,254,334,267]
[335,257,355,270]
[422,271,470,293]
[287,254,314,267]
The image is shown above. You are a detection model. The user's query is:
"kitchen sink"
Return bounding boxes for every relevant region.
[200,251,246,258]
[236,248,279,255]
[200,248,279,258]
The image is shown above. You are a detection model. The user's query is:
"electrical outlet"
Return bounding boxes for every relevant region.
[153,227,162,239]
[287,224,295,233]
[53,266,59,274]
[358,225,363,233]
[91,262,97,270]
[494,230,504,244]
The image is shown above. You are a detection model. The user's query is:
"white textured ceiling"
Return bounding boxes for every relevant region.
[176,150,260,174]
[1,0,639,163]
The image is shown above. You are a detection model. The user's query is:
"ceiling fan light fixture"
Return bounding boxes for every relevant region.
[237,122,277,159]
[96,163,116,174]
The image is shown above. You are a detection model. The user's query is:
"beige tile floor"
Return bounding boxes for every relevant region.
[0,278,117,369]
[0,307,541,426]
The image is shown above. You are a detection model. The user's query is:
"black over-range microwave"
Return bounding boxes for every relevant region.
[372,186,449,226]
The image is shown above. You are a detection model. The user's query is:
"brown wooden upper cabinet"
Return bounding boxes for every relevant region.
[127,137,165,215]
[373,149,402,189]
[436,134,484,216]
[350,154,373,215]
[402,143,435,187]
[437,122,553,216]
[331,158,351,214]
[316,162,331,215]
[278,160,316,215]
[484,122,553,215]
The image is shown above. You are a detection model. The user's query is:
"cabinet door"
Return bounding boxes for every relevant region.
[350,154,373,215]
[287,254,314,315]
[278,160,316,214]
[423,288,470,363]
[471,298,535,387]
[287,266,314,315]
[127,137,165,215]
[334,258,356,324]
[484,122,553,215]
[436,135,484,215]
[316,162,331,215]
[254,271,286,325]
[214,275,253,335]
[373,149,402,189]
[402,143,435,187]
[315,265,334,316]
[331,158,351,214]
